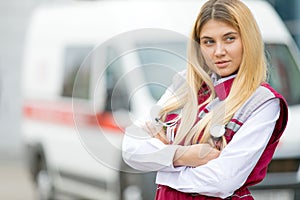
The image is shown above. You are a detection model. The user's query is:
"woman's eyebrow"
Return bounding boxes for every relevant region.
[223,31,238,36]
[200,36,213,40]
[200,31,238,40]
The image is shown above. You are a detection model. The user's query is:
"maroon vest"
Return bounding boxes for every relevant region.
[155,80,288,200]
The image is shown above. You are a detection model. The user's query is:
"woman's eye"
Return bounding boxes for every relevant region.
[226,36,235,42]
[203,39,214,45]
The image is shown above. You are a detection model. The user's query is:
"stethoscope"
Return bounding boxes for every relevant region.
[150,105,181,143]
[151,105,226,145]
[150,104,181,127]
[154,115,180,127]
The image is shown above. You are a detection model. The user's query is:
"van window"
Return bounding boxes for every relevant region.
[62,46,93,99]
[104,47,130,111]
[266,43,300,105]
[136,42,187,100]
[137,42,300,105]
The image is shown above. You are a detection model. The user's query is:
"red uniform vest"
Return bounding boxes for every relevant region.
[155,79,288,200]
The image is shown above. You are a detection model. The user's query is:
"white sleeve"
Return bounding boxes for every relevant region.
[156,98,280,198]
[122,80,183,172]
[122,124,181,172]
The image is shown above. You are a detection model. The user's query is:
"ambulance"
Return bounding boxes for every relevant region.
[21,0,300,199]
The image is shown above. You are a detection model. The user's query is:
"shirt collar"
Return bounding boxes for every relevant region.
[211,73,236,100]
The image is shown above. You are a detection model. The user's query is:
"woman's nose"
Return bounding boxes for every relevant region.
[214,43,226,57]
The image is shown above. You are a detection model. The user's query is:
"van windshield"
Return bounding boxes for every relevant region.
[136,42,187,100]
[137,42,300,105]
[266,43,300,105]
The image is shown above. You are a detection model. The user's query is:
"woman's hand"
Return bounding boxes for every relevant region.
[173,144,220,167]
[143,121,169,144]
[143,121,220,166]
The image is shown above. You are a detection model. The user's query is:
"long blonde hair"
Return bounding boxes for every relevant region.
[159,0,267,146]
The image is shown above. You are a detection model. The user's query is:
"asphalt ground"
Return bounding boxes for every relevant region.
[0,157,38,200]
[0,155,294,200]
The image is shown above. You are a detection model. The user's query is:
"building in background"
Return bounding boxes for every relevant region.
[267,0,300,48]
[0,0,71,159]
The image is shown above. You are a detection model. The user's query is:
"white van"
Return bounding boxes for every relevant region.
[21,1,300,200]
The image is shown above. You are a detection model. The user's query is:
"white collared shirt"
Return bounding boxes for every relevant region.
[211,72,237,86]
[122,74,280,198]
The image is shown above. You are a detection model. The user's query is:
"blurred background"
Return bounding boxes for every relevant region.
[0,0,299,199]
[0,0,72,199]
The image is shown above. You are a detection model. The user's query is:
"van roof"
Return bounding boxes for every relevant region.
[26,0,291,45]
[22,0,295,100]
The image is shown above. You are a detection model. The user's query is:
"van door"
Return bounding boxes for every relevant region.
[250,43,300,197]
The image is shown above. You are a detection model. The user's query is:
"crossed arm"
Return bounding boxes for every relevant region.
[122,99,280,198]
[143,121,220,167]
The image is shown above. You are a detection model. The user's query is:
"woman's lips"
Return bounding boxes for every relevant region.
[215,60,230,68]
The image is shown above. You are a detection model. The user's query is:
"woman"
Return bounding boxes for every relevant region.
[122,0,288,199]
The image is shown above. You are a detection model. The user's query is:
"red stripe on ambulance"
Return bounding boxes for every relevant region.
[23,100,122,132]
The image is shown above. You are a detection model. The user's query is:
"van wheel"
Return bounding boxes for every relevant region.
[37,169,54,200]
[295,189,300,200]
[120,171,142,200]
[119,168,156,200]
[35,155,55,200]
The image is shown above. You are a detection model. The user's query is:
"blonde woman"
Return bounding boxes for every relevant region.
[122,0,288,199]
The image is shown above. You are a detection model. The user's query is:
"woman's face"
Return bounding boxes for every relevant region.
[199,19,243,77]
